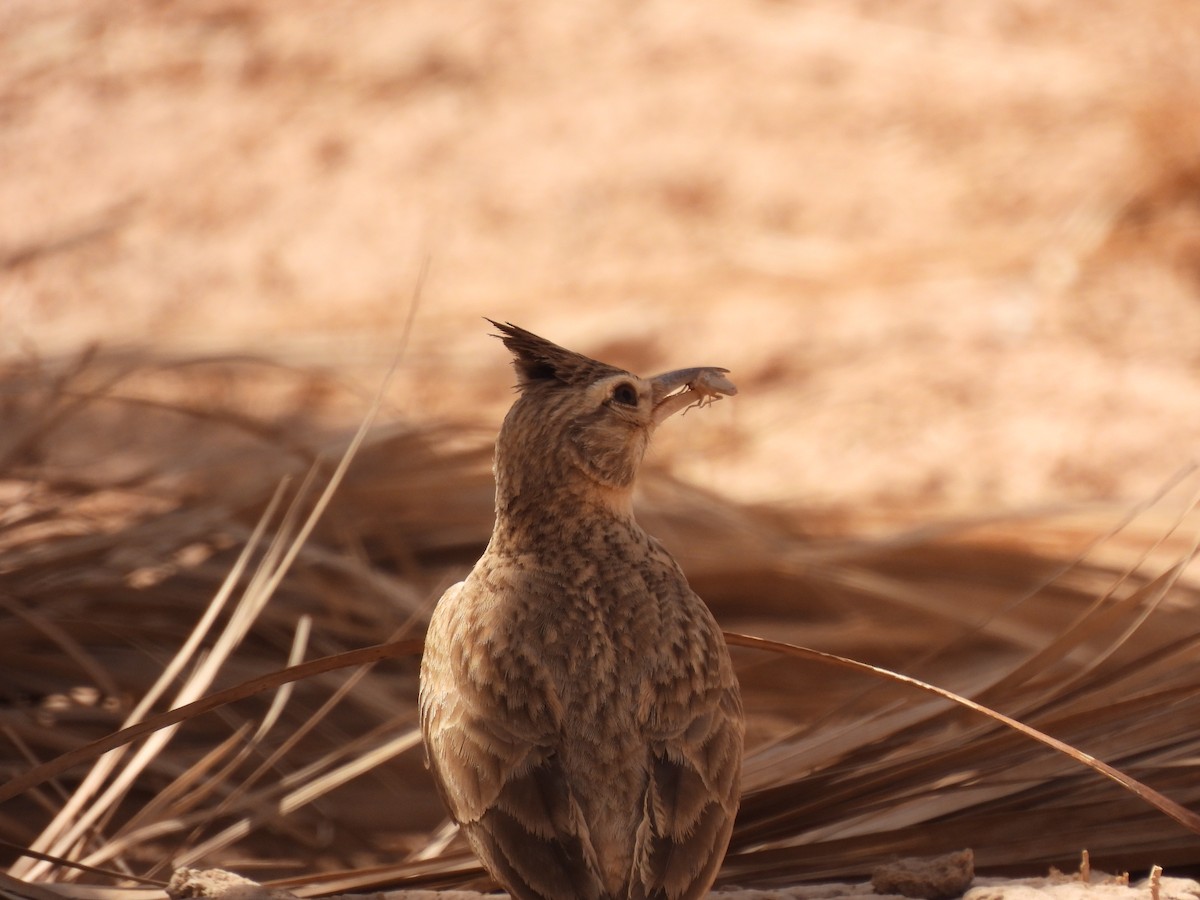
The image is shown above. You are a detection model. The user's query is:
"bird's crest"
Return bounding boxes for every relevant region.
[488,320,626,390]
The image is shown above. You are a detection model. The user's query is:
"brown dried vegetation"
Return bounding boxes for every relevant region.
[1,352,1199,895]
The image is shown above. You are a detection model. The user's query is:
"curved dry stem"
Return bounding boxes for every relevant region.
[723,630,1200,836]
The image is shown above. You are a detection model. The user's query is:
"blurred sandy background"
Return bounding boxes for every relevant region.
[5,0,1200,513]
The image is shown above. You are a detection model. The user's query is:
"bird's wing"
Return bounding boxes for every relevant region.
[630,685,744,900]
[420,581,607,900]
[469,749,610,900]
[423,706,607,900]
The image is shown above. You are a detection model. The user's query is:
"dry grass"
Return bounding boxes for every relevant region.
[2,350,1199,897]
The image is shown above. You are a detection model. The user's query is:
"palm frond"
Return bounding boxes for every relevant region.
[2,349,1199,894]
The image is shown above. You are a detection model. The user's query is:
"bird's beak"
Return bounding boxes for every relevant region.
[650,367,738,426]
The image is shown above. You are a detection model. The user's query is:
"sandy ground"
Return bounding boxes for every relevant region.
[5,5,1200,890]
[154,863,1200,900]
[5,1,1200,513]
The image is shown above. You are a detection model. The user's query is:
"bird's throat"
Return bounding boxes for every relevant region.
[491,477,637,556]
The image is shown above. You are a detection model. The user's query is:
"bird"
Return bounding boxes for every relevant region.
[419,321,744,900]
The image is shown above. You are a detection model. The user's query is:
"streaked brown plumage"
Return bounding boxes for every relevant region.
[419,321,744,900]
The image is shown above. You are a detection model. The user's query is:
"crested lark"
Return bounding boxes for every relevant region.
[419,322,744,900]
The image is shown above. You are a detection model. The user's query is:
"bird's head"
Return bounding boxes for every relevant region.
[487,320,736,519]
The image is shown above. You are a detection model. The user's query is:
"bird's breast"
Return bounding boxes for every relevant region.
[444,544,725,741]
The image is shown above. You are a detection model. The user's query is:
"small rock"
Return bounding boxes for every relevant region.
[871,849,975,899]
[166,868,299,900]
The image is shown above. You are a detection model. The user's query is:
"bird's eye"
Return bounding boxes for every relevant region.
[611,383,639,407]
